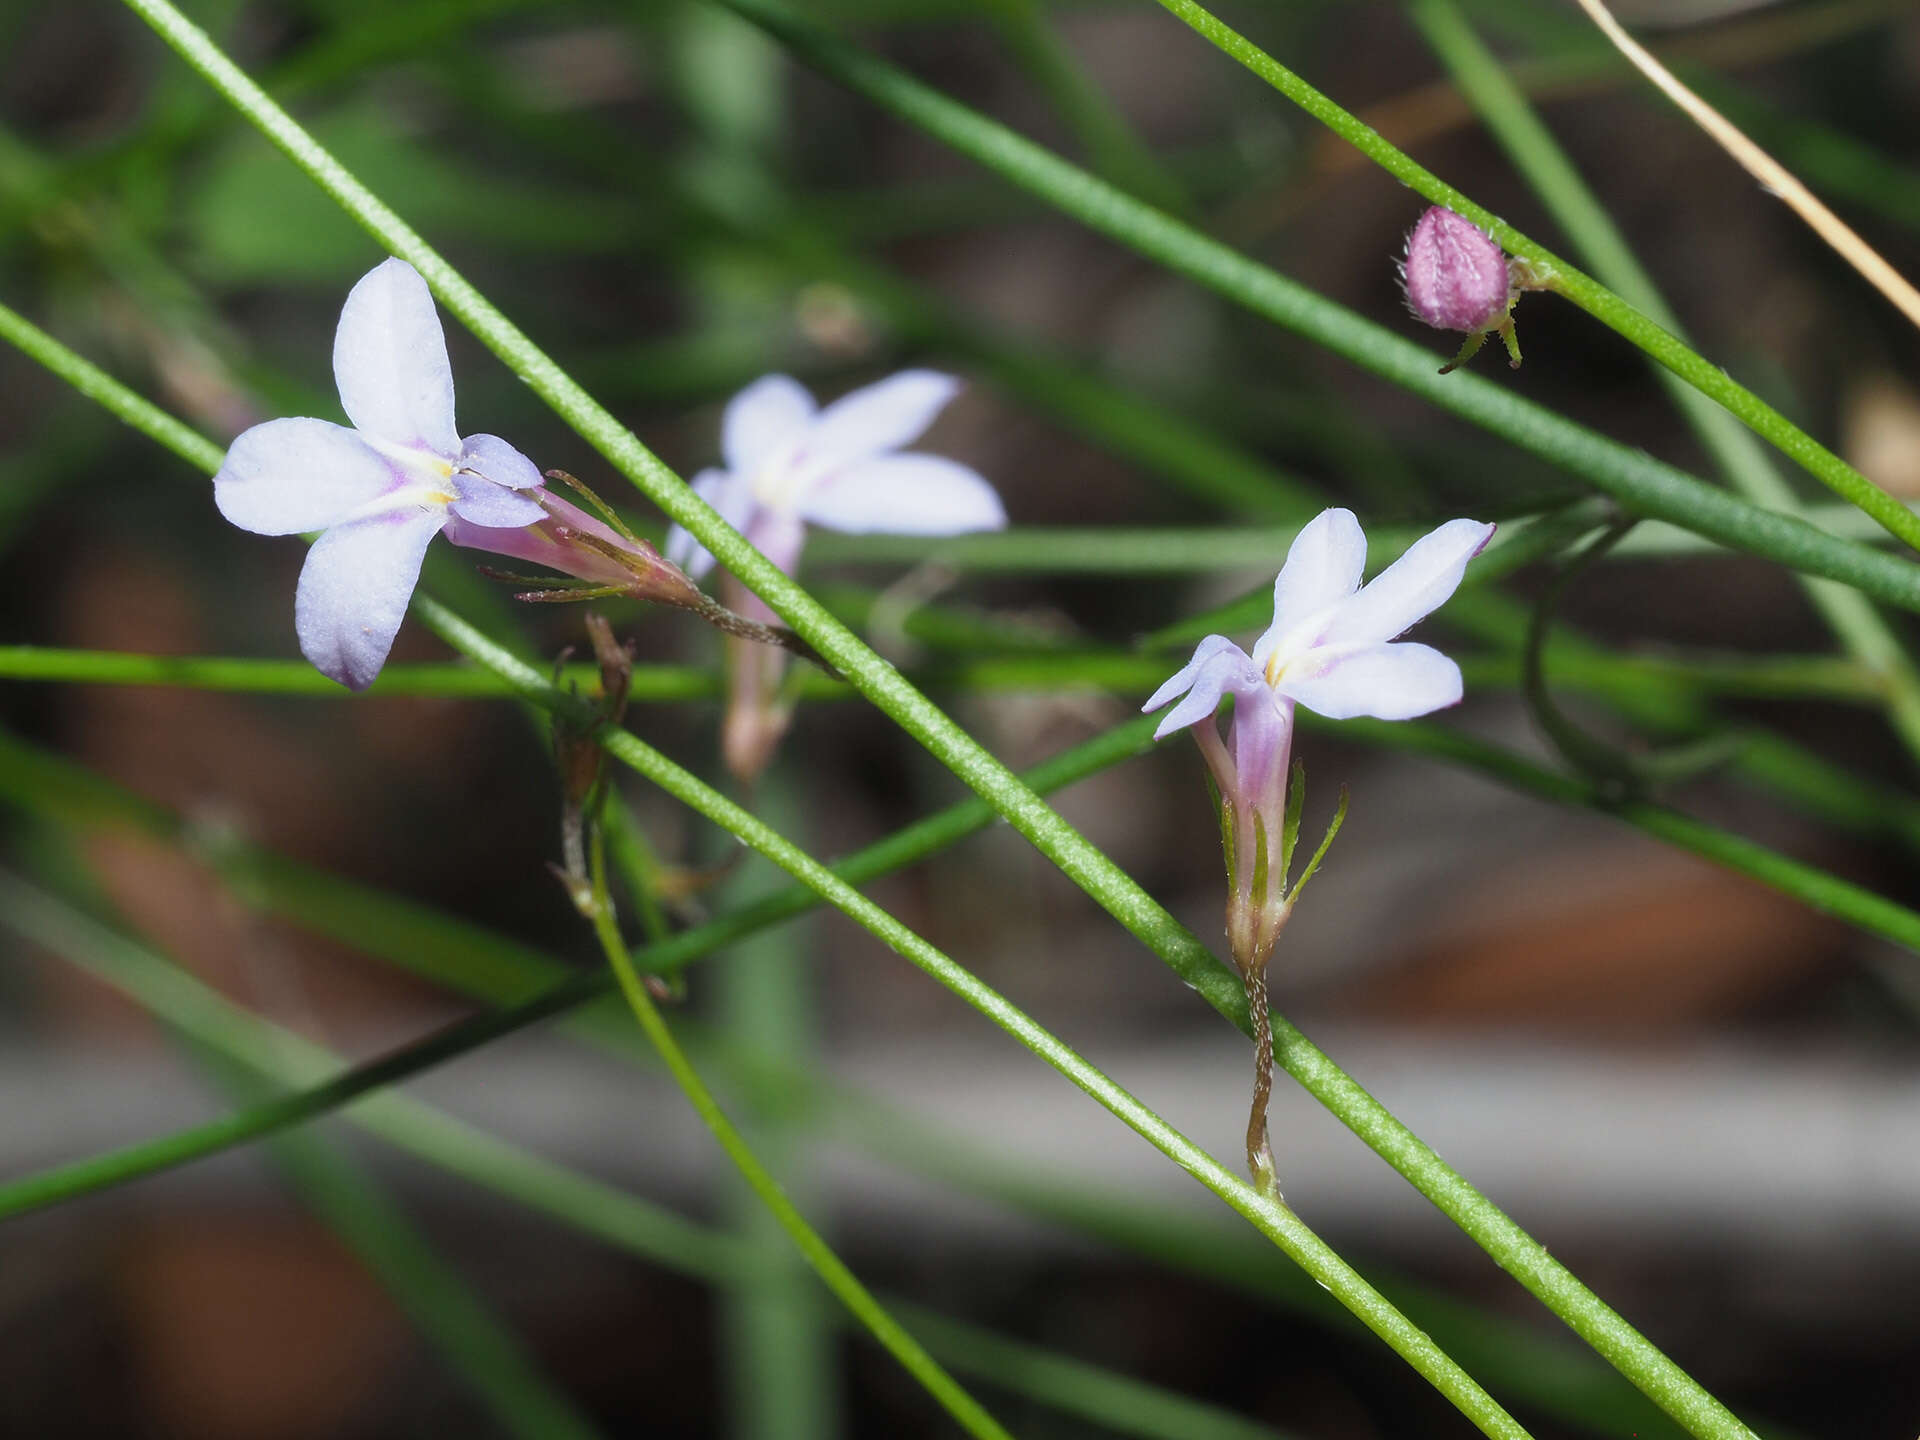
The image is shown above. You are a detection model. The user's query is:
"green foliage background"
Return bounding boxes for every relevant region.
[2,0,1918,1436]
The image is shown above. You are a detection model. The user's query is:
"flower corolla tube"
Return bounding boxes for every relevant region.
[664,370,1007,591]
[1144,507,1494,962]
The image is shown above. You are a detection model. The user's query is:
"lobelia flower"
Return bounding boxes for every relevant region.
[665,371,1007,782]
[1144,507,1493,1195]
[1146,507,1494,956]
[665,370,1006,593]
[1400,205,1523,374]
[215,258,703,689]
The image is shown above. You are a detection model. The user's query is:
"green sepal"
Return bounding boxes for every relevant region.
[1287,784,1350,908]
[1210,772,1236,891]
[547,468,643,546]
[1250,809,1269,908]
[1278,756,1306,897]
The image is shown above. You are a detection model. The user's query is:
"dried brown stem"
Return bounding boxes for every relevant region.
[1239,951,1280,1200]
[692,589,838,673]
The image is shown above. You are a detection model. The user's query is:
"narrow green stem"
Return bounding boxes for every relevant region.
[0,871,1312,1440]
[0,633,1889,710]
[687,0,1920,609]
[585,847,1012,1440]
[423,620,1524,1434]
[979,0,1188,212]
[1144,0,1918,550]
[192,1050,604,1440]
[1406,0,1920,766]
[0,647,698,697]
[0,31,1782,1427]
[0,839,1725,1437]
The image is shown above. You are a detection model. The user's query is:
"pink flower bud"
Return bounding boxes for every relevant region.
[1401,206,1511,335]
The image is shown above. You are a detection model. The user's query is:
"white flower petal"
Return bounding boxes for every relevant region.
[1143,634,1241,713]
[723,375,817,476]
[1274,641,1463,721]
[1153,673,1235,739]
[1272,507,1366,626]
[1254,508,1367,671]
[1145,637,1265,739]
[458,433,543,490]
[448,474,546,528]
[294,507,447,690]
[800,370,960,472]
[214,418,399,536]
[796,454,1005,535]
[333,258,459,456]
[665,468,756,581]
[1319,518,1495,648]
[448,434,547,526]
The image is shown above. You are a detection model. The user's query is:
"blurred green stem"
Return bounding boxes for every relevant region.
[0,13,1794,1423]
[192,1049,605,1440]
[711,781,841,1440]
[688,0,1920,611]
[0,637,1884,708]
[583,838,1009,1440]
[1141,0,1916,551]
[0,872,1294,1440]
[979,0,1188,212]
[1406,0,1920,766]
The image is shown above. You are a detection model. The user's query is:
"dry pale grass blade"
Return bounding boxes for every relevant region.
[1573,0,1920,332]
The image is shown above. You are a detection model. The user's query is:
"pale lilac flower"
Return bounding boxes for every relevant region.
[666,370,1005,784]
[1144,508,1494,962]
[664,371,1006,588]
[214,258,547,689]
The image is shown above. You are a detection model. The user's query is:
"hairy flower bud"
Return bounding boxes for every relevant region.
[1402,205,1511,333]
[1399,207,1527,373]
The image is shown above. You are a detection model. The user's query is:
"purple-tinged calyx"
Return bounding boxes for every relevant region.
[1400,206,1524,374]
[443,485,704,610]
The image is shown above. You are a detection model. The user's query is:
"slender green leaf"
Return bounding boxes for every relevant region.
[0,871,1300,1440]
[1145,0,1919,549]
